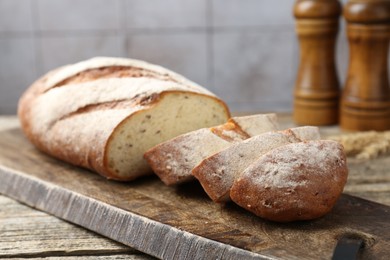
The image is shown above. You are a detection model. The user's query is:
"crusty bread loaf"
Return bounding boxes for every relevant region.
[192,126,320,203]
[18,57,230,180]
[143,114,279,185]
[230,140,348,222]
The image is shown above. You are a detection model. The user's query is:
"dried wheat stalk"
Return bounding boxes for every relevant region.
[328,131,390,159]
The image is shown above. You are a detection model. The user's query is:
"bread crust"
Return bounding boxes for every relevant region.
[210,121,250,142]
[192,129,304,203]
[230,140,348,222]
[144,114,278,185]
[144,128,233,185]
[18,57,230,180]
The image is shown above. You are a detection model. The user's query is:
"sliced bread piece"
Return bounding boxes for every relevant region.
[144,114,279,185]
[192,126,320,202]
[230,140,348,222]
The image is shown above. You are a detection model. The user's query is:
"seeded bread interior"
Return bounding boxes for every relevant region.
[107,91,229,179]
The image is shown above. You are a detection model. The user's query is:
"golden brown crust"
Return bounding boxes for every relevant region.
[18,72,57,153]
[192,129,305,203]
[54,66,178,87]
[143,126,232,185]
[192,154,230,201]
[18,66,156,161]
[230,140,348,222]
[210,120,250,142]
[17,58,230,180]
[144,114,278,186]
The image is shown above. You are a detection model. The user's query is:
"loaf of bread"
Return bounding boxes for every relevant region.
[192,126,320,203]
[18,57,230,180]
[230,140,348,222]
[143,114,279,185]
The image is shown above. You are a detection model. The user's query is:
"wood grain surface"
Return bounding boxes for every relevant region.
[0,195,154,259]
[0,125,389,259]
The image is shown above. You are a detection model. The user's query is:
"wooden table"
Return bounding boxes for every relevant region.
[1,115,389,259]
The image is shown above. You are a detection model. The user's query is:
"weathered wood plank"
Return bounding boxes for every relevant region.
[343,156,390,206]
[26,256,152,260]
[0,195,152,259]
[0,127,389,259]
[0,167,264,260]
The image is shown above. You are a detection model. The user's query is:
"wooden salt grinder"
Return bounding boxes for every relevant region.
[340,0,390,131]
[293,0,341,125]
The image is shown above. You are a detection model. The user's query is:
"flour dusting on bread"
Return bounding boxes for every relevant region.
[18,57,230,180]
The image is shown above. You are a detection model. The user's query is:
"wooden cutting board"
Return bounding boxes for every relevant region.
[0,127,389,259]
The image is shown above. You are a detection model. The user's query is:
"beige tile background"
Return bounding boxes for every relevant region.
[0,0,351,114]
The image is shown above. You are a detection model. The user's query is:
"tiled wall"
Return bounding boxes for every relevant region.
[0,0,349,115]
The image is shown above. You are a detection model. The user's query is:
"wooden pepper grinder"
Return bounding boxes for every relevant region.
[293,0,342,126]
[340,0,390,131]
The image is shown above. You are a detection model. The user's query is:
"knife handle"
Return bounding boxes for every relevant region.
[293,0,342,126]
[340,0,390,131]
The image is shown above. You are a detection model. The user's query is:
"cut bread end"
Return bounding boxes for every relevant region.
[105,91,230,180]
[229,113,279,136]
[144,113,280,186]
[289,126,321,141]
[144,128,233,186]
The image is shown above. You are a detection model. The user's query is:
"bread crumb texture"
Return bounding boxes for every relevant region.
[109,94,229,180]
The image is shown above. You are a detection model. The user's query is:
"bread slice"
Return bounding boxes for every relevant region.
[230,140,348,222]
[143,114,279,185]
[18,57,230,180]
[226,113,279,137]
[192,126,320,202]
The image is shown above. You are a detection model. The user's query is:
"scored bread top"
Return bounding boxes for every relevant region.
[19,57,225,148]
[29,77,212,140]
[18,57,230,180]
[21,57,215,110]
[44,57,211,94]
